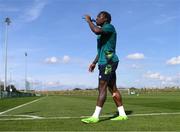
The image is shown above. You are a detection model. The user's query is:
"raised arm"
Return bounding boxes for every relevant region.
[84,15,103,35]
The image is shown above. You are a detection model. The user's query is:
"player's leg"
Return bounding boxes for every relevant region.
[81,65,108,123]
[96,80,108,107]
[108,77,123,106]
[108,78,128,120]
[81,80,108,123]
[107,62,128,121]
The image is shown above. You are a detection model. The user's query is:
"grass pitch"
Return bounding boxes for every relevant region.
[0,91,180,131]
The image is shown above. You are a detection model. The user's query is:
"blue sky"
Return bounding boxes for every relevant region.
[0,0,179,90]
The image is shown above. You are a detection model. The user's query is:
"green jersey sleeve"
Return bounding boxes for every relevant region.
[102,24,115,33]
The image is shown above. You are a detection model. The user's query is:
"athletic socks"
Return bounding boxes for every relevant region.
[91,106,126,118]
[118,106,127,116]
[92,106,102,118]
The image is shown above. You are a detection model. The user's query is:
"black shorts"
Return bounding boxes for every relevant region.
[98,61,118,82]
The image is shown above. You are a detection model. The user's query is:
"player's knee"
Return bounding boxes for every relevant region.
[112,92,117,97]
[112,90,119,98]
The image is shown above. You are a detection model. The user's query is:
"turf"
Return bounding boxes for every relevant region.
[0,92,180,131]
[0,96,40,112]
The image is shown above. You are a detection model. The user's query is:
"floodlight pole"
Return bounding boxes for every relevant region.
[4,17,11,91]
[25,52,27,92]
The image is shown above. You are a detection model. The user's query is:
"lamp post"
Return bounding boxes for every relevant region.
[4,17,11,91]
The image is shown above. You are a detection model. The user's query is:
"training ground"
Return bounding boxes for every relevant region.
[0,90,180,131]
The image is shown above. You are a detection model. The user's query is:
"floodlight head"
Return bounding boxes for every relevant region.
[5,17,11,25]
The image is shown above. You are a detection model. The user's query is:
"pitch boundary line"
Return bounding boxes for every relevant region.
[0,97,44,115]
[0,112,180,121]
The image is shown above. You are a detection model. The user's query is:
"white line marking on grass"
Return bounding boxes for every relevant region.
[0,97,44,115]
[128,112,180,117]
[0,115,43,119]
[0,112,180,121]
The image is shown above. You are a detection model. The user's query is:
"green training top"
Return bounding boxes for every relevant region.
[97,23,119,65]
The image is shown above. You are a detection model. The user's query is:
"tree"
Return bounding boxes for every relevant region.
[0,85,4,91]
[6,85,17,92]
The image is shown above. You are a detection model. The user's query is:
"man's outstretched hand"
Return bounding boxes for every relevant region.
[84,15,92,22]
[89,63,96,72]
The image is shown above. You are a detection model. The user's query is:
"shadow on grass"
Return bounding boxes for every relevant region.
[20,111,40,115]
[99,110,133,122]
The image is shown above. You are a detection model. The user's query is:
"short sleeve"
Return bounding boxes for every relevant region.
[102,24,115,33]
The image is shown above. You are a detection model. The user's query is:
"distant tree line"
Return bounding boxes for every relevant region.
[72,86,180,91]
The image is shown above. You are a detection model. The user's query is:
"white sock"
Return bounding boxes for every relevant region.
[118,106,127,116]
[92,106,102,118]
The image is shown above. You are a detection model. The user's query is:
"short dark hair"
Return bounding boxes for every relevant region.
[99,11,111,23]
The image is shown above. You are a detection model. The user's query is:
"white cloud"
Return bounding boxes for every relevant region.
[45,81,61,87]
[131,64,141,69]
[22,0,48,22]
[45,56,59,64]
[145,72,161,80]
[44,55,71,64]
[62,55,70,63]
[166,56,180,65]
[142,71,180,87]
[144,71,172,82]
[127,53,145,60]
